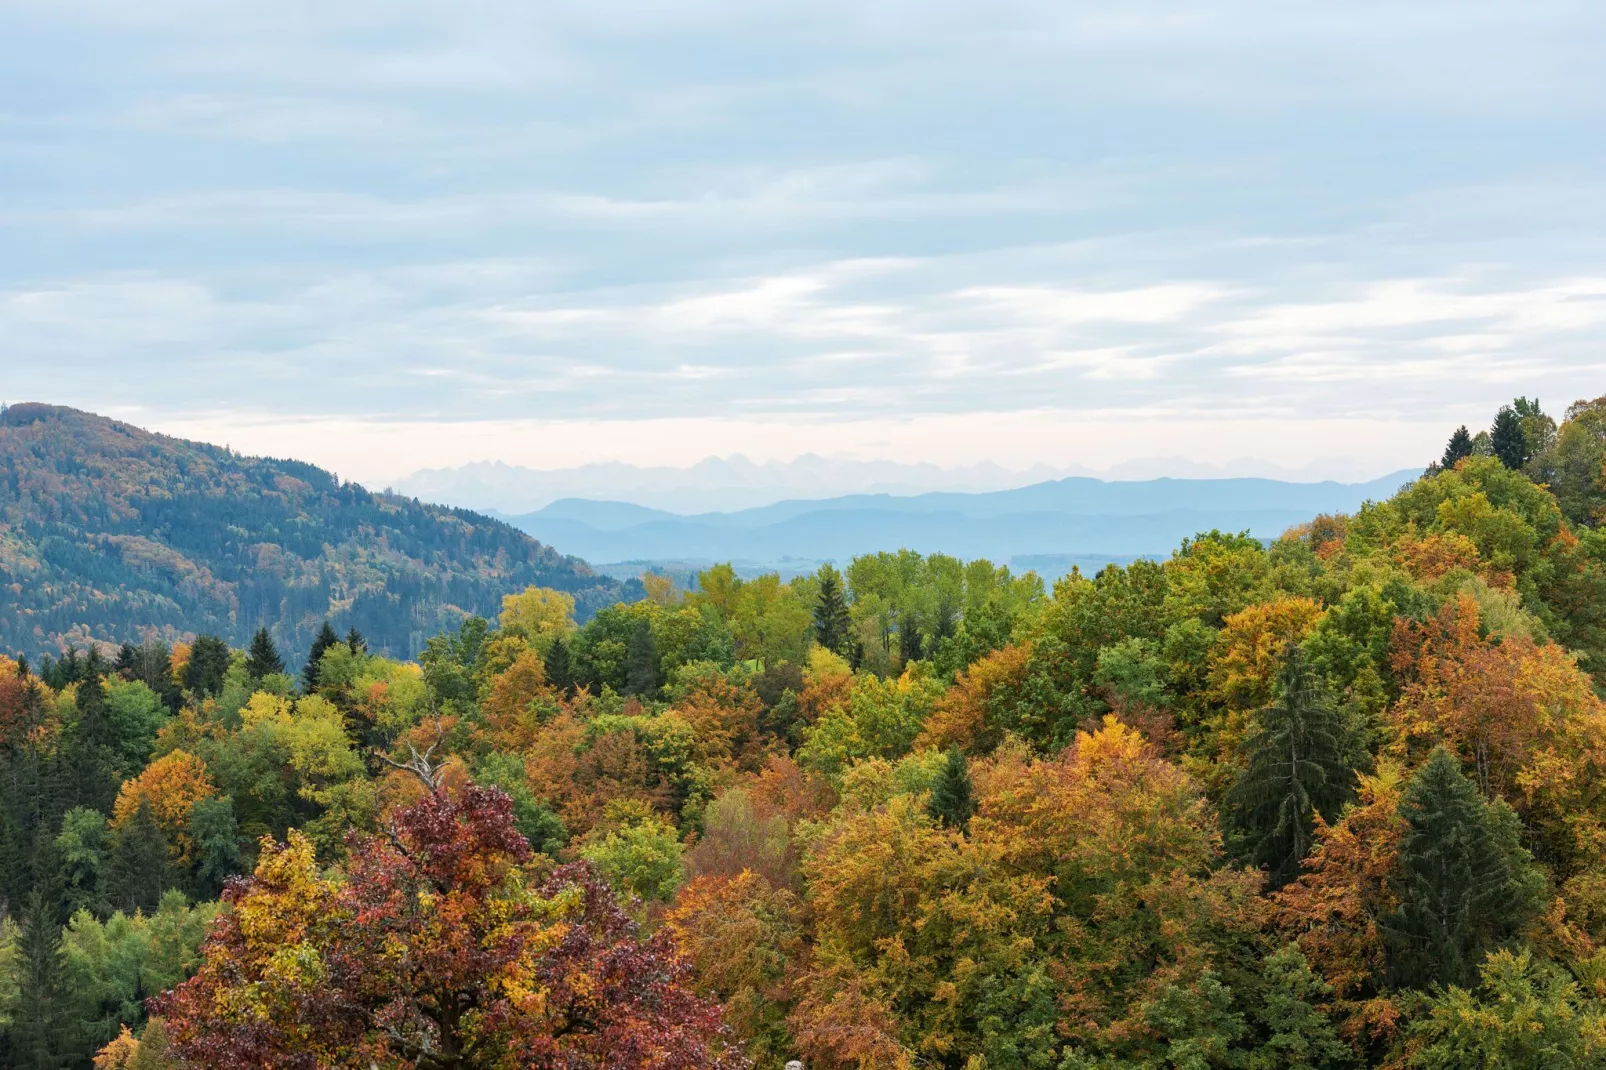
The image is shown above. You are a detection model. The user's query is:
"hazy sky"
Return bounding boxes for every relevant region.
[3,1,1604,483]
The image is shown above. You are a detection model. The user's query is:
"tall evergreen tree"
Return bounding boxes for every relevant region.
[63,669,120,812]
[189,796,244,899]
[813,564,852,655]
[1441,425,1474,469]
[244,627,284,681]
[1386,747,1545,989]
[928,748,976,830]
[625,619,660,697]
[106,801,176,916]
[4,890,65,1070]
[543,635,575,697]
[346,627,366,655]
[114,642,139,679]
[1226,647,1360,888]
[181,634,231,698]
[1491,404,1529,470]
[303,621,340,692]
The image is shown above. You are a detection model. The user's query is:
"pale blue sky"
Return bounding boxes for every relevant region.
[2,1,1603,481]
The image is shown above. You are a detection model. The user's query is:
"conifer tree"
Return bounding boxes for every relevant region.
[1226,646,1360,888]
[1491,405,1529,470]
[243,627,284,681]
[181,635,231,698]
[928,747,976,830]
[813,564,852,655]
[5,890,65,1070]
[345,627,366,655]
[625,619,660,697]
[1386,747,1545,989]
[1441,425,1474,469]
[302,621,340,692]
[106,801,176,916]
[188,796,244,900]
[543,635,575,697]
[63,669,120,812]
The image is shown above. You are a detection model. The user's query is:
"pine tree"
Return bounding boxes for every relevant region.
[625,619,660,697]
[5,890,65,1070]
[1441,425,1474,469]
[1491,405,1529,470]
[928,748,976,830]
[543,635,574,697]
[181,634,231,698]
[1226,646,1360,888]
[114,643,138,679]
[346,627,366,655]
[813,565,852,655]
[303,621,340,692]
[1386,747,1545,989]
[188,796,244,899]
[244,627,284,681]
[63,669,120,812]
[106,801,176,916]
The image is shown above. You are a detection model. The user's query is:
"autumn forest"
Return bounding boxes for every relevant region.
[7,395,1606,1069]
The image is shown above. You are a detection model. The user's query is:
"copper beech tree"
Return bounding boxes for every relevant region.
[152,786,747,1069]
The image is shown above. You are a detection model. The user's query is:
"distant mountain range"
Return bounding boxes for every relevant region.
[396,454,1392,515]
[0,404,635,662]
[496,471,1420,577]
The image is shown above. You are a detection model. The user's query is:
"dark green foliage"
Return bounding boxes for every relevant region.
[181,634,231,698]
[928,748,976,830]
[244,627,284,681]
[1247,945,1353,1070]
[1490,405,1529,470]
[55,807,109,918]
[625,618,660,697]
[302,621,340,692]
[1386,748,1545,990]
[345,627,366,655]
[1226,647,1361,887]
[63,671,120,813]
[1441,425,1474,469]
[472,754,568,857]
[4,890,66,1070]
[543,635,575,696]
[188,796,245,899]
[0,403,630,666]
[106,801,177,916]
[813,564,852,655]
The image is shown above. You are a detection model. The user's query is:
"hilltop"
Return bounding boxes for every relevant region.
[0,403,632,662]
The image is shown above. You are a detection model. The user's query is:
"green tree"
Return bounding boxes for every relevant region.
[302,621,340,692]
[1491,405,1529,470]
[243,627,284,681]
[543,634,575,697]
[927,747,976,831]
[4,890,65,1070]
[187,797,244,899]
[812,564,852,655]
[1226,647,1360,887]
[181,635,231,698]
[55,806,109,918]
[1441,425,1474,469]
[1248,944,1353,1070]
[1406,948,1604,1068]
[106,801,176,917]
[625,618,660,697]
[1387,748,1545,989]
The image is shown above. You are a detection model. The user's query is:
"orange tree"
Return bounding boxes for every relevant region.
[153,786,746,1069]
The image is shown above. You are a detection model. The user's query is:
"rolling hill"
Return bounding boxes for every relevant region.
[0,403,634,662]
[498,470,1420,575]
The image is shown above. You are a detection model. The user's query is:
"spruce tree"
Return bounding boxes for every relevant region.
[63,669,120,812]
[928,748,976,830]
[182,634,231,697]
[189,796,244,899]
[1491,405,1529,470]
[303,621,340,692]
[106,801,176,916]
[5,890,65,1070]
[1441,425,1474,469]
[1386,747,1545,989]
[244,627,284,681]
[625,619,660,697]
[813,565,852,655]
[114,642,138,679]
[1226,647,1360,888]
[543,635,574,697]
[346,627,366,655]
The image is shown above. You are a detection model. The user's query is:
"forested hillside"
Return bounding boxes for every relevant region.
[7,394,1606,1069]
[0,403,634,664]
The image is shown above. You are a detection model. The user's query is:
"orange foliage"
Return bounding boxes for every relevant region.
[1391,529,1485,583]
[112,749,217,863]
[480,650,550,748]
[1208,596,1325,711]
[674,673,766,771]
[916,642,1031,753]
[92,1025,141,1069]
[1275,764,1408,1041]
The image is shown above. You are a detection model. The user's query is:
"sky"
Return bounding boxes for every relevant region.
[2,0,1604,486]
